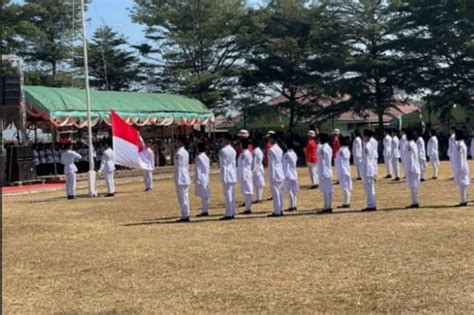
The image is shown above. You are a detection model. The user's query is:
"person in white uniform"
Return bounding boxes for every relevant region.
[252,139,265,203]
[237,138,254,214]
[391,130,401,181]
[399,129,408,177]
[60,143,82,200]
[414,131,427,181]
[99,141,116,197]
[404,130,422,208]
[426,129,440,179]
[452,131,470,207]
[447,127,457,179]
[317,133,334,213]
[335,136,353,208]
[267,132,285,217]
[361,129,378,211]
[195,141,211,217]
[383,130,393,178]
[219,132,238,220]
[352,130,363,180]
[174,135,191,222]
[283,141,299,211]
[142,140,155,191]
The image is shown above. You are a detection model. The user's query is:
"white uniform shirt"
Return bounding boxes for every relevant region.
[404,141,421,175]
[61,150,82,174]
[252,147,265,177]
[362,138,378,177]
[283,149,298,181]
[237,149,253,191]
[400,135,407,157]
[143,147,155,169]
[416,137,426,161]
[452,140,470,186]
[335,146,351,178]
[352,136,363,160]
[383,135,392,157]
[174,146,191,186]
[268,143,284,182]
[219,144,237,184]
[391,136,400,158]
[99,148,116,173]
[448,134,456,158]
[194,152,210,197]
[427,136,439,159]
[317,143,333,179]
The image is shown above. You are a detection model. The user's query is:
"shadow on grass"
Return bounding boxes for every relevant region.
[124,203,464,227]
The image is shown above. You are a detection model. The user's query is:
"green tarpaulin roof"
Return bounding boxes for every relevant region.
[24,85,214,126]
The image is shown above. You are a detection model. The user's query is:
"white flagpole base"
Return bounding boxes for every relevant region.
[88,170,97,197]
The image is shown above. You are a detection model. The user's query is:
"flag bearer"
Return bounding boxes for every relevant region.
[174,135,191,222]
[61,143,82,200]
[283,141,299,211]
[335,136,353,208]
[195,141,211,217]
[99,141,116,197]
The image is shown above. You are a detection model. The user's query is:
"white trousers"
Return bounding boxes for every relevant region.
[384,155,393,176]
[200,197,209,214]
[354,158,363,178]
[223,183,236,217]
[363,176,376,208]
[270,181,284,214]
[391,157,400,178]
[143,170,153,189]
[459,185,469,203]
[176,185,190,219]
[244,193,253,211]
[104,172,115,194]
[419,160,426,180]
[65,172,76,197]
[429,156,440,178]
[342,189,351,206]
[288,191,297,208]
[410,188,419,205]
[255,188,264,202]
[308,163,319,185]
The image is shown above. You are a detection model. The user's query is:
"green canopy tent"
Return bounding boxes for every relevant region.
[21,85,214,129]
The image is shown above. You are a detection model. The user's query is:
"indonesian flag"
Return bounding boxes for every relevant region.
[111,111,153,171]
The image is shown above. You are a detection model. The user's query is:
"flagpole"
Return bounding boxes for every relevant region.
[80,0,96,196]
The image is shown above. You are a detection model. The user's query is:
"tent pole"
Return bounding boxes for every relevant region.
[50,124,58,176]
[171,123,175,166]
[80,0,96,196]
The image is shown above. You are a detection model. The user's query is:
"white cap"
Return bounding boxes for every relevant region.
[333,129,341,135]
[238,129,250,138]
[307,130,316,137]
[266,130,276,137]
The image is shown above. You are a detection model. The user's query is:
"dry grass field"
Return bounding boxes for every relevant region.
[3,161,474,314]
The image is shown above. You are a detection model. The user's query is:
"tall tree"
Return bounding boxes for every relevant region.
[320,0,408,136]
[75,26,142,91]
[241,0,342,133]
[21,0,88,82]
[0,0,31,56]
[397,0,474,120]
[132,0,248,110]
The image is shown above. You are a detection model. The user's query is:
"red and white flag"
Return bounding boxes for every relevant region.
[111,111,153,171]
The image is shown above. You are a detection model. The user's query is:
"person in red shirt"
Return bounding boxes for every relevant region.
[331,129,341,161]
[305,130,319,189]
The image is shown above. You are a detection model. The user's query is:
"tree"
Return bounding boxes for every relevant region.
[75,26,143,91]
[241,0,342,134]
[132,0,248,110]
[20,0,88,83]
[397,0,474,120]
[320,0,408,136]
[0,0,31,55]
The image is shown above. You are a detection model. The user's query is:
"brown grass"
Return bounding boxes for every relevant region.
[2,161,474,314]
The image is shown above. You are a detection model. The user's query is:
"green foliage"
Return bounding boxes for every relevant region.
[75,26,143,91]
[132,0,248,109]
